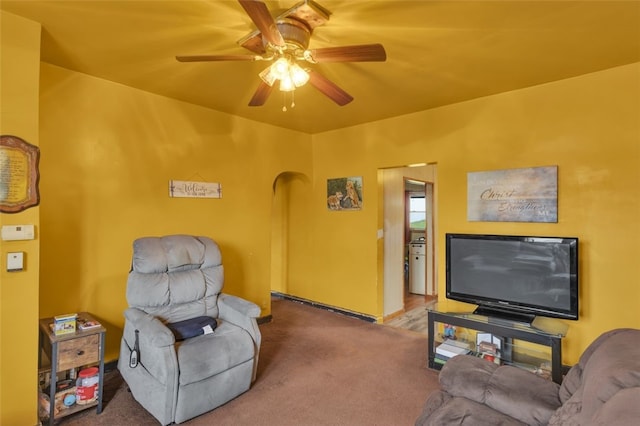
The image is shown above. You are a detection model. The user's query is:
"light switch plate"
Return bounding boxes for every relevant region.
[1,225,35,241]
[7,252,24,272]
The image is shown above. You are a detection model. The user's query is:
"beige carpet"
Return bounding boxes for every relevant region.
[59,298,440,425]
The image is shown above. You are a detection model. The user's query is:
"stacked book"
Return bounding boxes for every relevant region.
[52,313,78,336]
[434,339,471,365]
[77,316,102,331]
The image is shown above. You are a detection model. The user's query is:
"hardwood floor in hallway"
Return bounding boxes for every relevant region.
[405,293,437,311]
[384,293,437,334]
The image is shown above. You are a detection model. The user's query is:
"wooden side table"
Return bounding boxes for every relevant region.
[38,312,106,425]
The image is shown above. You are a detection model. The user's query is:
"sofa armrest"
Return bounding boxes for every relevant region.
[439,354,499,401]
[415,390,453,426]
[440,355,561,426]
[591,387,640,425]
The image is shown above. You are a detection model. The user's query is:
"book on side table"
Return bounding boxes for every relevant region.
[77,316,102,331]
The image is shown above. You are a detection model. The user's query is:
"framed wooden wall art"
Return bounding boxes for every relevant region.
[0,135,40,213]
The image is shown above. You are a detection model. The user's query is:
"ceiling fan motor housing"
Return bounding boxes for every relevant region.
[275,18,311,52]
[238,0,329,55]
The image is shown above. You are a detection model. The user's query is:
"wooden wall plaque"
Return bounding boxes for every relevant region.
[0,135,40,213]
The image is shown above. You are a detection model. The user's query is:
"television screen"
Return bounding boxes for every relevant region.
[446,233,579,322]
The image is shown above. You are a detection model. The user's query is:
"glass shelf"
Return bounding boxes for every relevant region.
[428,302,568,337]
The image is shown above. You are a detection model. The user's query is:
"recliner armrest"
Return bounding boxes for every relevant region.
[440,355,561,426]
[218,293,262,370]
[121,308,179,390]
[124,308,175,347]
[218,293,261,318]
[218,294,261,337]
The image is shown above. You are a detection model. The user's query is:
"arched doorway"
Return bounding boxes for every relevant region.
[270,171,310,295]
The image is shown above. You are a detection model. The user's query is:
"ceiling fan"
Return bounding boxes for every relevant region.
[176,0,386,108]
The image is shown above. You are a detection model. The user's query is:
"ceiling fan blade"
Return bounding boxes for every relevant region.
[307,44,387,63]
[249,81,274,106]
[308,70,353,106]
[238,0,285,47]
[176,54,258,62]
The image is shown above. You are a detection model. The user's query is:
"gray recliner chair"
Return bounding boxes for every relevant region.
[118,235,261,425]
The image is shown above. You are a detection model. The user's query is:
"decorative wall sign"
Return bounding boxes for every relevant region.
[0,135,40,213]
[467,166,557,223]
[327,176,363,211]
[169,180,222,198]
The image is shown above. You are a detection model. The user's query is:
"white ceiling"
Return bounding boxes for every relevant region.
[2,0,639,134]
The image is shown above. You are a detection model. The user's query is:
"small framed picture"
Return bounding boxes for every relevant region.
[327,176,363,211]
[476,333,502,351]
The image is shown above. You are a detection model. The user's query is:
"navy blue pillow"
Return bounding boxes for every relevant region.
[167,316,217,341]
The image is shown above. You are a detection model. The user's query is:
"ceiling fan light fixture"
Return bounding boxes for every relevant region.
[261,57,309,92]
[290,63,310,87]
[271,57,290,80]
[259,66,277,86]
[279,73,295,92]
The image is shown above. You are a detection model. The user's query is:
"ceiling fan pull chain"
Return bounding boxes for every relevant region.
[282,91,296,112]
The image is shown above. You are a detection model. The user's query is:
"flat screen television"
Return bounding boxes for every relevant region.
[446,233,579,323]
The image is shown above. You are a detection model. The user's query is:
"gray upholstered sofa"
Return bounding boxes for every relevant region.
[416,328,640,425]
[118,235,261,425]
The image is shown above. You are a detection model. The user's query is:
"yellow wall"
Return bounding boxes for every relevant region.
[0,11,41,426]
[308,63,640,363]
[37,63,312,362]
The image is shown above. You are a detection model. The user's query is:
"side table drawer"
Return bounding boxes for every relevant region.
[58,334,100,370]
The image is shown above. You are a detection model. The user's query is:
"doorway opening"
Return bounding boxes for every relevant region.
[404,179,436,326]
[405,178,436,300]
[380,164,438,333]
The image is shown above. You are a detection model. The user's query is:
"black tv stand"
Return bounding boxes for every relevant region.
[427,304,567,384]
[473,306,535,325]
